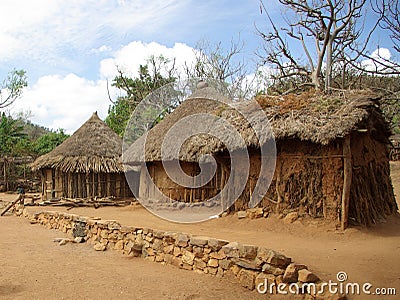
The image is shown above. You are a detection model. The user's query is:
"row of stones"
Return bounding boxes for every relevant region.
[15,206,324,296]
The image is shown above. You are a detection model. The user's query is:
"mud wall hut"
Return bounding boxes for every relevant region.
[31,112,135,200]
[125,87,397,228]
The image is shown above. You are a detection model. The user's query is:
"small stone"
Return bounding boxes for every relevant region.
[74,236,84,243]
[239,244,258,260]
[190,236,208,247]
[182,249,195,265]
[207,258,219,268]
[238,269,257,290]
[107,221,121,230]
[152,238,163,251]
[163,244,174,254]
[155,253,165,262]
[298,269,319,283]
[153,230,164,238]
[114,240,124,250]
[219,258,232,270]
[173,246,181,257]
[257,247,291,268]
[194,258,207,270]
[283,263,308,283]
[208,238,229,251]
[262,263,285,276]
[221,242,239,258]
[175,234,190,247]
[284,211,299,224]
[234,258,261,271]
[237,211,247,219]
[247,208,264,219]
[163,232,177,243]
[100,229,109,238]
[230,264,241,276]
[94,243,106,251]
[209,249,226,260]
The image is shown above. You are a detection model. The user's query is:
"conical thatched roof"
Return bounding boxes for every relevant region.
[124,89,391,164]
[31,112,124,173]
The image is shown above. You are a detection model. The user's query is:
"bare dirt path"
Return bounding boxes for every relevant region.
[1,161,399,299]
[0,216,262,300]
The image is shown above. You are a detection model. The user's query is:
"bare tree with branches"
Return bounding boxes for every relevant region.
[0,69,27,109]
[257,0,370,92]
[184,39,256,99]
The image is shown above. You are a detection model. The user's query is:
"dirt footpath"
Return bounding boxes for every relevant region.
[0,216,265,300]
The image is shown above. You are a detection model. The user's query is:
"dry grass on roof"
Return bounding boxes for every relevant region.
[31,112,124,173]
[124,89,391,164]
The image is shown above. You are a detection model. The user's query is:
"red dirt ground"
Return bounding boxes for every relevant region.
[0,161,399,299]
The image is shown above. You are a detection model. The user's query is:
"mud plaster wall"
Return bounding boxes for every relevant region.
[349,133,397,225]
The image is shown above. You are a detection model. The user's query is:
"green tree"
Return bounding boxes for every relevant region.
[106,55,176,136]
[33,129,69,156]
[0,113,27,156]
[0,69,28,109]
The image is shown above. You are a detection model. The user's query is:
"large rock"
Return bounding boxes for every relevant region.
[218,258,232,270]
[234,258,261,271]
[163,232,177,243]
[194,258,207,270]
[257,247,291,268]
[283,263,308,283]
[114,240,124,250]
[298,269,319,283]
[209,250,226,260]
[247,208,264,219]
[175,234,190,247]
[221,242,239,258]
[93,243,106,251]
[182,249,195,265]
[239,244,258,260]
[262,263,285,276]
[163,244,174,254]
[190,236,208,247]
[208,238,229,251]
[238,269,257,290]
[207,258,219,268]
[237,211,247,219]
[284,212,299,224]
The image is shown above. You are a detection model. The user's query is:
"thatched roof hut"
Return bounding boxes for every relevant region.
[32,112,134,199]
[125,87,397,228]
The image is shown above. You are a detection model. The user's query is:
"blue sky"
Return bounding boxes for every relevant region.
[0,0,395,133]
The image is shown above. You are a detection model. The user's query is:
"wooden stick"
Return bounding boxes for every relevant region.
[341,135,352,230]
[1,194,23,216]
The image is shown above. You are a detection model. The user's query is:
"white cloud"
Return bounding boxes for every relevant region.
[99,41,197,79]
[10,73,114,133]
[9,41,199,133]
[361,47,399,73]
[0,0,189,63]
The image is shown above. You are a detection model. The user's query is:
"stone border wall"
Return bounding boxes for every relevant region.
[14,205,343,299]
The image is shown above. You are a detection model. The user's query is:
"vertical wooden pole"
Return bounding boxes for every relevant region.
[139,163,147,200]
[341,135,352,230]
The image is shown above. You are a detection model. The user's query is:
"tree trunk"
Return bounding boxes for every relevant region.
[325,38,333,92]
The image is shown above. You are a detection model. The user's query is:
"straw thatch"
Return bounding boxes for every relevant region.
[31,112,123,173]
[125,89,391,164]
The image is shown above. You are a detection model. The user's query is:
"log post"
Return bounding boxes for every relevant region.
[341,135,352,230]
